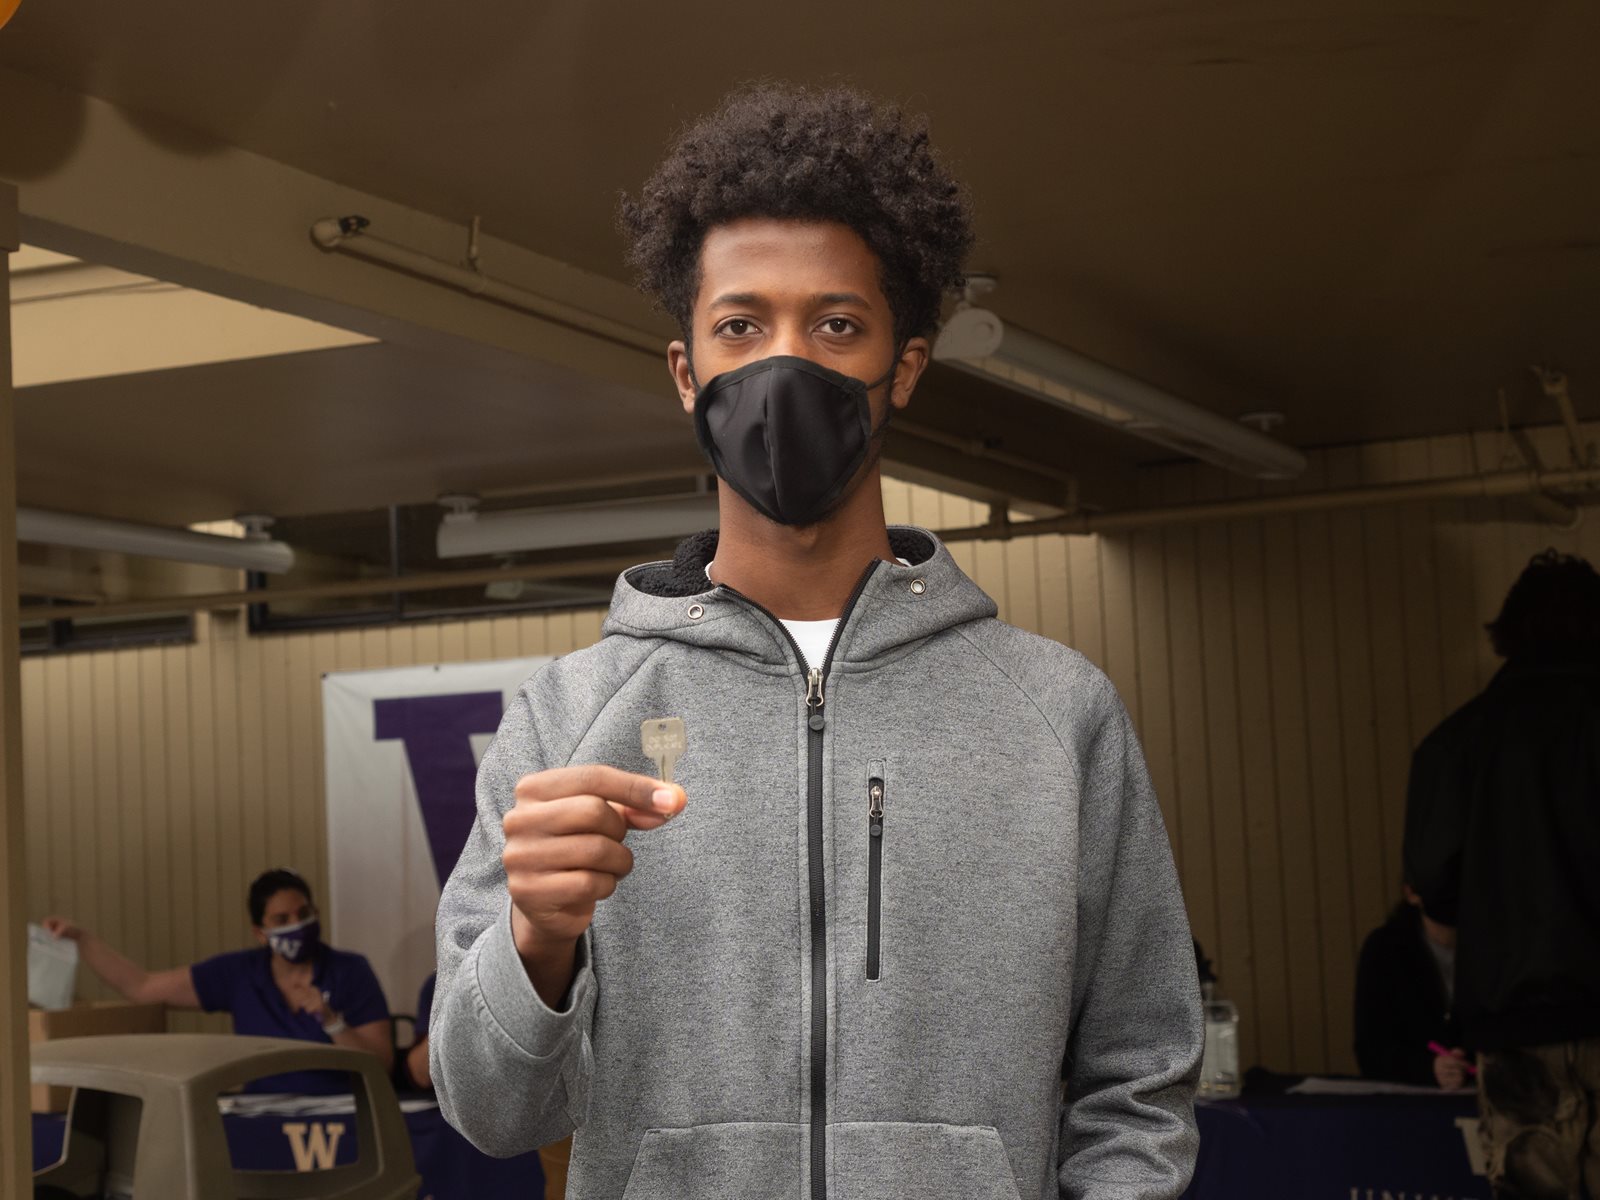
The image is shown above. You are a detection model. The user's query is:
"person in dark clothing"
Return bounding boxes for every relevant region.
[1354,890,1470,1088]
[1404,548,1600,1198]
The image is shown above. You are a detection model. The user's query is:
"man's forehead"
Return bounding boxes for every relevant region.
[696,219,881,300]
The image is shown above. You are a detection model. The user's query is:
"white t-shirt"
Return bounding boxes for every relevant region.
[706,557,909,671]
[779,618,840,673]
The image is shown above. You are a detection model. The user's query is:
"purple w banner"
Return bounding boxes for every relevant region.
[373,692,505,887]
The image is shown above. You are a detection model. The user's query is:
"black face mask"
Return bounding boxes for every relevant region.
[691,354,898,527]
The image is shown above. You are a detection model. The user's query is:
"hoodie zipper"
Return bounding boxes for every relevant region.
[718,561,879,1200]
[867,776,884,981]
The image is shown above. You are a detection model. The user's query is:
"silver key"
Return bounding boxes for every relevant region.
[641,717,686,784]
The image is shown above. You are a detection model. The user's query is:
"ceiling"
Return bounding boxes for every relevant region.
[15,340,704,526]
[3,0,1599,526]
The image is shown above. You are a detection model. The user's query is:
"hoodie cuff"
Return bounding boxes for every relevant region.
[475,900,594,1060]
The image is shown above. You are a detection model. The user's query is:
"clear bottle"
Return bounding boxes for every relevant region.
[1199,981,1240,1099]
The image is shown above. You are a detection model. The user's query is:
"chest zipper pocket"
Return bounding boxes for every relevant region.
[867,774,885,982]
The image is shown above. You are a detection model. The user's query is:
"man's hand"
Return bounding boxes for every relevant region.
[41,916,84,941]
[503,765,684,1004]
[1433,1048,1472,1090]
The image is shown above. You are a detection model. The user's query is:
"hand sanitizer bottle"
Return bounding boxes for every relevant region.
[1199,980,1241,1099]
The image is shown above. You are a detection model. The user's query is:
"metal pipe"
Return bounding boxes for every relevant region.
[892,418,1077,486]
[18,549,657,623]
[17,508,295,573]
[936,466,1600,541]
[310,216,663,357]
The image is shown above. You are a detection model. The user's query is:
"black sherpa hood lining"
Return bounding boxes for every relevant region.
[626,527,937,599]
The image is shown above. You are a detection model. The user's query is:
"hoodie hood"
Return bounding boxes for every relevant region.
[600,525,999,668]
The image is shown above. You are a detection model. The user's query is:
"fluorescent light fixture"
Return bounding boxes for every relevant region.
[932,307,1306,480]
[17,508,295,573]
[438,494,719,559]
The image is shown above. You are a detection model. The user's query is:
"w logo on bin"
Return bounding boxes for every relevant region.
[282,1121,347,1170]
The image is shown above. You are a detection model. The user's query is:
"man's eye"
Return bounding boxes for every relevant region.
[718,319,754,337]
[821,318,857,335]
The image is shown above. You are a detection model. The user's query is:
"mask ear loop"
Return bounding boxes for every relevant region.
[867,341,908,436]
[684,338,702,395]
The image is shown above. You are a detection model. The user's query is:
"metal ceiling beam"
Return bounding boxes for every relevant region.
[21,464,1600,624]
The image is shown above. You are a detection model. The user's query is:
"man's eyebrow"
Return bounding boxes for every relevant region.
[706,291,873,309]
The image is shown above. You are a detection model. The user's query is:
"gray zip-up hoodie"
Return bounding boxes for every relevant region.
[432,526,1202,1200]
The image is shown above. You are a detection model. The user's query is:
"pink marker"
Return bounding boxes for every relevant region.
[1428,1041,1478,1076]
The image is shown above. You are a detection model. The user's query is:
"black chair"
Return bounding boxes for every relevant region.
[388,1012,422,1093]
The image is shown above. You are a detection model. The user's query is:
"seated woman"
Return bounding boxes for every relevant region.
[44,868,391,1093]
[1354,884,1471,1088]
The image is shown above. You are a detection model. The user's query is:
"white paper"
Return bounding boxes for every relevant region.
[1287,1076,1454,1097]
[27,923,79,1010]
[218,1093,439,1116]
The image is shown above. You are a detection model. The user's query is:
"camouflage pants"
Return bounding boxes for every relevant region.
[1478,1037,1600,1200]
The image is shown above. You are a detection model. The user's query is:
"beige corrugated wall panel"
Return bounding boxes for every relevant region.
[18,420,1599,1075]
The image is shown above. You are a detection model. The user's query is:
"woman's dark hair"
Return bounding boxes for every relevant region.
[1485,549,1600,658]
[248,868,313,926]
[619,82,974,347]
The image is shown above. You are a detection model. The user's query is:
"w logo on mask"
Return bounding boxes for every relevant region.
[270,932,304,958]
[267,918,320,964]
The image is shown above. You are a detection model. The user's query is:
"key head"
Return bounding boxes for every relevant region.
[641,717,686,759]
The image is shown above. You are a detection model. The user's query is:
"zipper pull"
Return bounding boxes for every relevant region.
[806,667,825,710]
[869,780,884,820]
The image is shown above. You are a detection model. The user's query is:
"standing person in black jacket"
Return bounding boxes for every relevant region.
[1353,887,1470,1088]
[1404,549,1600,1199]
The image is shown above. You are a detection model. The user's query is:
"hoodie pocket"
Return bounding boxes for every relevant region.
[620,1121,804,1200]
[866,759,886,982]
[831,1121,1023,1200]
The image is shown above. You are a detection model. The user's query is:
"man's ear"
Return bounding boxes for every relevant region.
[890,336,931,411]
[252,926,268,946]
[668,340,697,414]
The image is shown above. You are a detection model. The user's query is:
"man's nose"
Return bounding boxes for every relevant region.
[767,322,815,361]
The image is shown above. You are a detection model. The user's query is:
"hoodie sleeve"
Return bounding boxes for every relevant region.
[429,683,598,1157]
[1057,680,1202,1199]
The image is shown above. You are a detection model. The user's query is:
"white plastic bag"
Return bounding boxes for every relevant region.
[27,923,79,1010]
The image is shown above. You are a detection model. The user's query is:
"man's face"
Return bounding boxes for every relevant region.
[668,216,928,445]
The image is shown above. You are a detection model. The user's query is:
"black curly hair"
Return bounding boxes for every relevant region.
[1485,548,1600,658]
[620,82,974,347]
[248,867,314,925]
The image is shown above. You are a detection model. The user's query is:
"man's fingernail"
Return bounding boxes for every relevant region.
[653,788,678,812]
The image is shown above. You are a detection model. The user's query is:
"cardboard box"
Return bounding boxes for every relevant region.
[28,1001,167,1112]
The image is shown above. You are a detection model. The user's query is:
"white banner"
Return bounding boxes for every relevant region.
[321,657,550,1019]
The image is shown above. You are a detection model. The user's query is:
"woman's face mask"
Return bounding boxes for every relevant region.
[265,917,321,964]
[692,353,898,527]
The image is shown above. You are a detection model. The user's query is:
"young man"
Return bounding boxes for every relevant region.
[1405,550,1600,1197]
[432,84,1202,1198]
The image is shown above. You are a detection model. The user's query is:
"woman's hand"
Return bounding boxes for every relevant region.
[283,978,327,1019]
[40,916,84,941]
[1433,1048,1472,1090]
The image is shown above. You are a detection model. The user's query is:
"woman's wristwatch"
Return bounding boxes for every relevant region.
[321,1011,348,1037]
